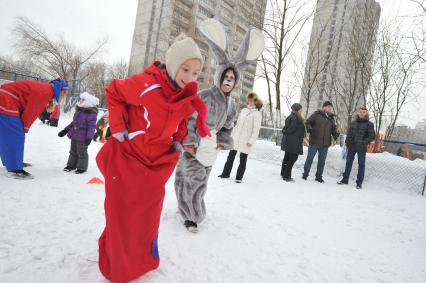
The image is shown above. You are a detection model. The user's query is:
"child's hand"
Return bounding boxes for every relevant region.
[58,129,68,137]
[184,145,196,155]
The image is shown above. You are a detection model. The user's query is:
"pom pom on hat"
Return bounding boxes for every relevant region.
[165,35,204,80]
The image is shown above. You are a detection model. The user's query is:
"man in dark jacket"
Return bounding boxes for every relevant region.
[302,101,339,183]
[338,107,375,189]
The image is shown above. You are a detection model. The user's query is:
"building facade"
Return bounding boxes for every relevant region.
[300,0,381,132]
[128,0,267,106]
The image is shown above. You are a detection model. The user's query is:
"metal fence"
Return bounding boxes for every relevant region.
[257,127,426,194]
[0,69,84,113]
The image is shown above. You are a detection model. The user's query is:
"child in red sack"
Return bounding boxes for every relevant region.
[96,35,211,283]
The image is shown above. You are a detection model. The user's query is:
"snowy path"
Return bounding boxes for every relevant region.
[1,121,426,283]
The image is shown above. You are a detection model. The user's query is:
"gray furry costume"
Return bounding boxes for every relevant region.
[174,19,265,225]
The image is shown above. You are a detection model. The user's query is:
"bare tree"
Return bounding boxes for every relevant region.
[0,55,46,81]
[384,50,421,139]
[13,17,107,81]
[410,0,426,13]
[367,18,423,143]
[259,0,314,129]
[83,60,129,108]
[107,59,129,80]
[368,26,397,135]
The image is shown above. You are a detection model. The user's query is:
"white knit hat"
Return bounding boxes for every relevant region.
[165,35,204,80]
[77,92,99,108]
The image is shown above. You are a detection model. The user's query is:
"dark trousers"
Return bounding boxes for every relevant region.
[303,145,329,178]
[49,119,58,127]
[281,151,299,178]
[342,149,366,185]
[67,140,89,171]
[220,150,248,181]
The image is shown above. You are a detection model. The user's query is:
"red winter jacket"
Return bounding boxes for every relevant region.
[106,62,209,159]
[49,105,60,120]
[0,80,53,132]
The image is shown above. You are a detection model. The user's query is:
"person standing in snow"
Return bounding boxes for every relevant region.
[48,104,60,127]
[0,79,68,179]
[58,92,99,174]
[95,35,210,283]
[302,101,339,183]
[92,111,109,142]
[218,92,263,183]
[280,103,306,182]
[338,107,375,189]
[174,19,265,233]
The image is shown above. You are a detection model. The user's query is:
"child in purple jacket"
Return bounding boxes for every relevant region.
[58,92,99,174]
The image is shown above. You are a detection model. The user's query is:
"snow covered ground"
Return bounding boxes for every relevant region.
[1,117,426,283]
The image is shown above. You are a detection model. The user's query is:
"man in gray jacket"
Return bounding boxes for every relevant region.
[302,101,339,183]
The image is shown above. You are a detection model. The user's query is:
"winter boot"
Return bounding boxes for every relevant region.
[218,174,230,179]
[315,176,325,183]
[235,179,242,183]
[184,220,198,233]
[10,169,34,180]
[356,183,362,189]
[302,175,307,180]
[337,179,348,185]
[283,177,295,182]
[64,166,76,172]
[75,169,86,174]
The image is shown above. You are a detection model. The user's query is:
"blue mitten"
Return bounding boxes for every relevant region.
[172,141,185,156]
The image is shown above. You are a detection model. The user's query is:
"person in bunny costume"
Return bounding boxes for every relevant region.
[174,18,265,233]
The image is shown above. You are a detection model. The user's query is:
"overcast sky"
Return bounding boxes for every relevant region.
[0,0,424,127]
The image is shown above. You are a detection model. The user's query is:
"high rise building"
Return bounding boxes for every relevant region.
[129,0,267,106]
[300,0,381,132]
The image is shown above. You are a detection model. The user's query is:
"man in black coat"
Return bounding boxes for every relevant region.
[338,107,375,189]
[281,103,305,181]
[302,101,339,183]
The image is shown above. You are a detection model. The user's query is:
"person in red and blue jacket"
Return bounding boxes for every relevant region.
[95,35,211,282]
[0,79,68,179]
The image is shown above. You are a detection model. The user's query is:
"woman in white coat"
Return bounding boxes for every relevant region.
[218,92,263,183]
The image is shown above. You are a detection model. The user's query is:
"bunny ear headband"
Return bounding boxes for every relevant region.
[198,18,265,76]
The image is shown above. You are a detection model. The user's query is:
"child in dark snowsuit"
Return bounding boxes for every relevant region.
[58,92,98,173]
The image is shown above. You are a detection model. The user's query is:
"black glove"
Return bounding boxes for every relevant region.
[58,129,68,137]
[85,139,92,146]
